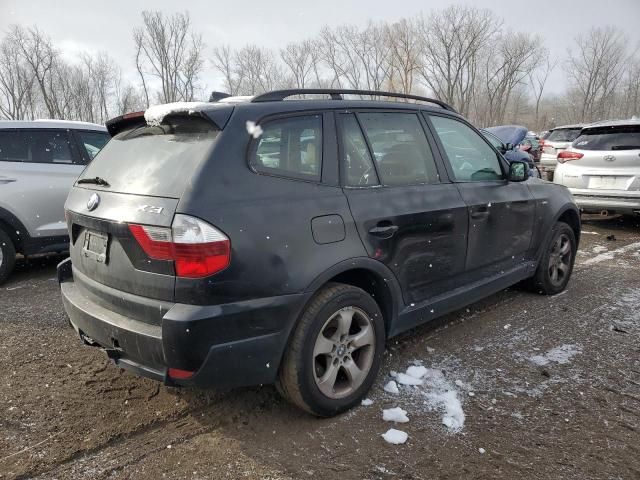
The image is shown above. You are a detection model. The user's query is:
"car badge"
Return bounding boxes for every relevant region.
[603,155,616,162]
[87,193,100,211]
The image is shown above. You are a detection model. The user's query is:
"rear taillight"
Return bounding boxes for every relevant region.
[167,367,195,380]
[128,214,230,278]
[557,151,584,163]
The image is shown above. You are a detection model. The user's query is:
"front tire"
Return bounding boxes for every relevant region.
[0,229,16,285]
[277,283,385,417]
[530,221,576,295]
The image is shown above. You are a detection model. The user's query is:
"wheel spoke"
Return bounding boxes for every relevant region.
[342,358,365,387]
[313,334,335,357]
[316,362,340,397]
[558,262,568,275]
[348,324,374,350]
[336,309,354,338]
[559,238,571,255]
[550,265,558,282]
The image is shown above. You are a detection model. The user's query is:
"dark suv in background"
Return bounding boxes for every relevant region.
[58,89,580,416]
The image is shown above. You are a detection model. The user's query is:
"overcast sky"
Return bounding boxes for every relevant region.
[1,0,639,97]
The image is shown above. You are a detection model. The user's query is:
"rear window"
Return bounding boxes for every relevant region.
[547,128,582,142]
[573,125,640,151]
[78,116,218,198]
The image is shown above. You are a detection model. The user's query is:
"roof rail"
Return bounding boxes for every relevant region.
[251,89,456,112]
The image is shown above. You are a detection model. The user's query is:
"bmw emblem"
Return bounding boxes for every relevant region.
[87,193,100,211]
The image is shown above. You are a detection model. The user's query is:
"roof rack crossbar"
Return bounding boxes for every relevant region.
[250,89,456,112]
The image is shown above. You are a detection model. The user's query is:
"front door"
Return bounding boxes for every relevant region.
[338,111,468,305]
[426,114,536,280]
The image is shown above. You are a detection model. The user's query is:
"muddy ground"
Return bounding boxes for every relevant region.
[1,215,639,480]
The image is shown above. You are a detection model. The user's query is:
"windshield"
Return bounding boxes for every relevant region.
[573,125,640,151]
[78,116,219,198]
[547,128,582,143]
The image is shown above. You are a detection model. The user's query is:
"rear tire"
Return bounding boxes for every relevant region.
[0,229,16,285]
[528,221,576,295]
[277,283,385,417]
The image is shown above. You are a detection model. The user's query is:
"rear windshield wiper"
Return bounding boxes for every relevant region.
[610,145,640,150]
[77,176,110,187]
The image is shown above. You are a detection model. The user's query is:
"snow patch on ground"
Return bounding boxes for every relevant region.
[592,245,608,253]
[529,344,581,366]
[361,398,373,406]
[384,380,399,394]
[383,407,409,423]
[382,428,408,444]
[583,241,640,265]
[144,102,210,126]
[396,372,423,386]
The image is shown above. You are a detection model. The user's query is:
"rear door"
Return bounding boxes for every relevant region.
[426,114,535,280]
[0,128,84,240]
[338,110,468,305]
[66,115,220,312]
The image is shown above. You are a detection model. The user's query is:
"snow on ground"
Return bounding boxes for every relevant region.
[144,102,210,126]
[383,407,409,423]
[396,372,423,386]
[529,344,581,366]
[382,429,408,444]
[583,241,640,265]
[361,398,374,406]
[384,380,399,394]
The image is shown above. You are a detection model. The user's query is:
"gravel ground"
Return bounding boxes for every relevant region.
[1,215,639,480]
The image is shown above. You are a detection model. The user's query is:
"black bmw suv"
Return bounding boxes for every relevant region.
[58,89,580,416]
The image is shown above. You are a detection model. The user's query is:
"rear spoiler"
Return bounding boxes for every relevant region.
[105,107,234,137]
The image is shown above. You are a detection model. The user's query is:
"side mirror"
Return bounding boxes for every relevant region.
[508,160,528,182]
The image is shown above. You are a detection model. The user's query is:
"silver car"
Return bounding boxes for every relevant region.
[553,119,640,216]
[0,120,109,283]
[539,124,585,180]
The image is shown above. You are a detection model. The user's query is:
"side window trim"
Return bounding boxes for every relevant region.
[247,111,325,184]
[423,112,508,183]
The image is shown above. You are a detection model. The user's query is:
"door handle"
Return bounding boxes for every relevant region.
[0,177,17,184]
[369,224,399,238]
[470,206,490,219]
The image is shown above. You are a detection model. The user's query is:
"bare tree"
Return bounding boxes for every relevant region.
[620,56,640,118]
[528,54,556,130]
[567,26,628,122]
[0,31,37,119]
[481,31,545,126]
[416,6,500,116]
[133,11,205,104]
[280,40,317,89]
[385,19,421,94]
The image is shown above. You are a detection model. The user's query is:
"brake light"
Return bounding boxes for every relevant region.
[557,151,584,163]
[128,214,230,278]
[167,367,195,380]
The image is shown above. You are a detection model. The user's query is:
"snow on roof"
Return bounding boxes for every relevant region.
[582,118,640,130]
[144,102,211,126]
[217,95,254,104]
[0,119,107,131]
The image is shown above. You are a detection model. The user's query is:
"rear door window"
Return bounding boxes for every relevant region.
[357,112,438,186]
[75,131,110,161]
[573,126,640,151]
[0,129,75,164]
[339,114,379,187]
[252,115,322,181]
[429,115,504,182]
[78,116,219,198]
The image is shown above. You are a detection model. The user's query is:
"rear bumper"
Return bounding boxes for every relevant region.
[58,258,308,388]
[569,190,640,215]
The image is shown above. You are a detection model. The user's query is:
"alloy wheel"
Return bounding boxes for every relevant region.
[312,306,376,399]
[548,233,572,287]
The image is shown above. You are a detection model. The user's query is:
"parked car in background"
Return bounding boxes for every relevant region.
[481,125,540,177]
[540,124,585,180]
[554,119,640,216]
[57,89,580,417]
[0,120,109,284]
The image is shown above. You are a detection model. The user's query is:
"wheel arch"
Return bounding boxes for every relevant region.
[0,206,28,254]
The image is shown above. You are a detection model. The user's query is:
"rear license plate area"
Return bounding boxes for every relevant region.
[82,230,109,264]
[589,176,626,190]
